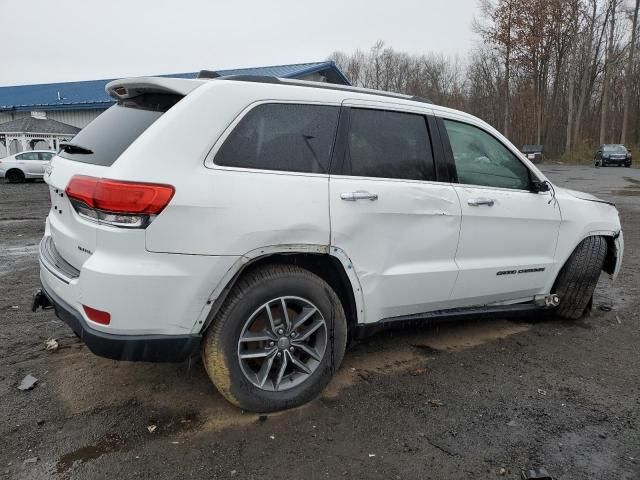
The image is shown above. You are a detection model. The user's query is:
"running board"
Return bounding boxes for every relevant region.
[356,302,544,339]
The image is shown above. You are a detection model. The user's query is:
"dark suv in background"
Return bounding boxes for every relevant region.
[594,144,632,167]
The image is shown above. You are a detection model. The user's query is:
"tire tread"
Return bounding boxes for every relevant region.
[554,236,607,320]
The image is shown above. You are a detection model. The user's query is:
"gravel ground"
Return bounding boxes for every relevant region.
[0,165,638,480]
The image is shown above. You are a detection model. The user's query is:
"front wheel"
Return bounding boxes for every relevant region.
[201,264,347,412]
[594,159,601,168]
[553,236,607,320]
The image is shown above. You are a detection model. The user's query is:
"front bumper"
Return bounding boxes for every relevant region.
[602,157,631,165]
[37,283,201,362]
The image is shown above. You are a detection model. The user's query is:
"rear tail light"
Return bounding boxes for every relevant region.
[66,175,174,228]
[83,305,111,325]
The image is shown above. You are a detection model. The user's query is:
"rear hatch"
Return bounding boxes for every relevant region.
[45,78,201,270]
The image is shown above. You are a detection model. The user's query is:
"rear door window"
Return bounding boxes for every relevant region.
[341,108,435,181]
[215,103,340,174]
[58,93,182,166]
[17,152,39,160]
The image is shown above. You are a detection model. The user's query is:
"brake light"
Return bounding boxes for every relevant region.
[66,175,174,228]
[83,305,111,325]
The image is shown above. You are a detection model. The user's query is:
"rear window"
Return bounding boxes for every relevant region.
[58,93,182,166]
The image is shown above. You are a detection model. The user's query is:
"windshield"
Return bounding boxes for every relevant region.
[58,93,182,166]
[603,145,627,153]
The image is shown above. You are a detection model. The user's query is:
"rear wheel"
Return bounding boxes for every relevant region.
[201,264,347,412]
[553,236,607,320]
[6,169,25,184]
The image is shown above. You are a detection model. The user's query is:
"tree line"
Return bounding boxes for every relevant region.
[329,0,640,160]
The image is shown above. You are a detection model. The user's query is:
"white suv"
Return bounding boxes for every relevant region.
[0,150,55,183]
[33,75,623,412]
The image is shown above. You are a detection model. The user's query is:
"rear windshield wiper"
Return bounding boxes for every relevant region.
[59,142,94,155]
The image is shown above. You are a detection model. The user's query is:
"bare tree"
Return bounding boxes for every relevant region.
[600,0,618,144]
[621,0,640,143]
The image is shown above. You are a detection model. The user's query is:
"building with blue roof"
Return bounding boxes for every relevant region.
[0,61,349,156]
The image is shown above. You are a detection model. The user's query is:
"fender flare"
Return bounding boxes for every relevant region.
[191,244,366,334]
[548,230,622,293]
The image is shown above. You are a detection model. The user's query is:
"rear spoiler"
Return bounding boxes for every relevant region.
[105,77,206,101]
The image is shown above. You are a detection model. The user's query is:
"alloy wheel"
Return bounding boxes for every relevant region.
[237,296,328,392]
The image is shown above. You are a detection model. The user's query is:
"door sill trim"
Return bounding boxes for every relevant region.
[356,302,543,339]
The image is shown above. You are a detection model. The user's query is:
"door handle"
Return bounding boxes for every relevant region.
[468,197,495,207]
[341,191,378,201]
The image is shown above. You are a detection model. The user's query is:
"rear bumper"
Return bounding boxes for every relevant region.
[39,282,201,362]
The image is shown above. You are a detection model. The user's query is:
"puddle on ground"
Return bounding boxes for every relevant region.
[623,176,640,185]
[611,188,640,196]
[56,433,125,474]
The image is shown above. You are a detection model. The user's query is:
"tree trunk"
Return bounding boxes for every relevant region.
[503,1,513,138]
[566,60,576,155]
[621,0,640,144]
[574,0,606,148]
[600,0,617,145]
[503,47,511,137]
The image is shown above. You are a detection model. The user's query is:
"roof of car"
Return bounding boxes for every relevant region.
[107,74,502,150]
[13,150,55,153]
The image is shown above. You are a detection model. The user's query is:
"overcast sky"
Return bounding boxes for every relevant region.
[2,0,479,87]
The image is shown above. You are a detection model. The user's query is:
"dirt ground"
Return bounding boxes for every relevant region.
[0,165,638,480]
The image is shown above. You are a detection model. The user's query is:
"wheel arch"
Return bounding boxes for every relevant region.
[200,245,363,342]
[552,232,620,289]
[5,168,25,178]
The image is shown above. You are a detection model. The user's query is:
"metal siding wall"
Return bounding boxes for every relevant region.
[0,111,29,124]
[46,109,104,128]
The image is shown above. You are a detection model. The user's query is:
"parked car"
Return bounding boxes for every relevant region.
[32,75,624,412]
[0,150,55,183]
[594,144,632,167]
[521,144,544,163]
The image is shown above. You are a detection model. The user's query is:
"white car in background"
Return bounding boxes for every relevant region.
[32,75,623,412]
[0,150,55,183]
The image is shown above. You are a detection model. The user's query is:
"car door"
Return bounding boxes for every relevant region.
[329,102,461,324]
[439,116,561,306]
[15,152,39,175]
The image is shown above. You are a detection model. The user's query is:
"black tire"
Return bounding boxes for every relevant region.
[553,236,607,320]
[201,264,347,412]
[6,169,25,184]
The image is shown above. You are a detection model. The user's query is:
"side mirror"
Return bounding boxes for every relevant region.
[532,180,550,193]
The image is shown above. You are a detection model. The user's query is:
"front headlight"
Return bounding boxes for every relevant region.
[603,154,610,159]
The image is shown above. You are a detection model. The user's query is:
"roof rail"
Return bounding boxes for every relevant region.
[210,75,432,105]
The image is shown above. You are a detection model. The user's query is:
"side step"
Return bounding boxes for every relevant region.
[356,301,550,339]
